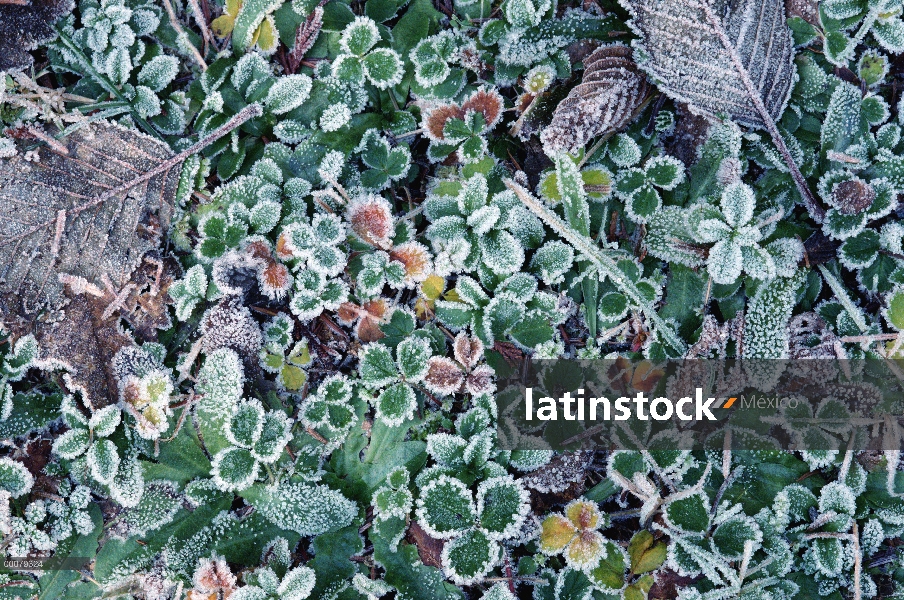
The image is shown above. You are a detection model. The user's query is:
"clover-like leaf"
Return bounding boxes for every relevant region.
[374,382,417,426]
[476,476,529,540]
[358,343,399,388]
[441,528,500,585]
[417,475,476,538]
[664,492,711,534]
[212,446,260,492]
[396,337,432,382]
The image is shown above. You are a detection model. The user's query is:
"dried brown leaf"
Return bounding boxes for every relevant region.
[0,121,177,315]
[621,0,825,221]
[406,521,445,569]
[0,106,260,405]
[541,45,652,155]
[0,0,73,71]
[0,105,261,317]
[35,293,133,409]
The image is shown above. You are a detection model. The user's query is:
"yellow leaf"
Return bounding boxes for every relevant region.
[566,530,606,569]
[211,14,236,37]
[539,514,576,554]
[225,0,242,18]
[255,17,277,52]
[414,297,434,320]
[421,274,445,301]
[280,365,308,391]
[443,288,462,303]
[628,530,667,575]
[565,500,602,530]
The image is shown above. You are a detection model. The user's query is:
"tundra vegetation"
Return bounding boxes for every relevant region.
[1,0,904,598]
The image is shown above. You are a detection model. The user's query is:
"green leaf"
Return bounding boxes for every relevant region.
[141,422,211,485]
[214,512,301,566]
[94,497,231,584]
[840,229,880,269]
[375,383,417,426]
[363,48,404,88]
[588,540,627,591]
[659,265,705,331]
[359,343,399,388]
[443,528,499,584]
[886,289,904,330]
[308,526,364,597]
[627,530,667,575]
[416,475,475,537]
[38,504,103,600]
[664,492,711,533]
[626,185,661,222]
[554,155,589,236]
[240,481,358,536]
[371,517,463,600]
[0,392,61,438]
[396,337,431,381]
[509,312,555,348]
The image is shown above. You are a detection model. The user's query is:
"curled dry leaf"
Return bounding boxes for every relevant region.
[620,0,825,221]
[541,44,653,155]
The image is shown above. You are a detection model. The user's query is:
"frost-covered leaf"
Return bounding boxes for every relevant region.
[621,0,821,218]
[341,15,381,55]
[0,121,177,313]
[212,447,260,491]
[358,343,398,388]
[0,107,258,318]
[542,45,651,156]
[374,382,417,426]
[86,440,119,485]
[475,476,529,540]
[0,457,34,498]
[241,481,357,536]
[663,492,710,533]
[0,0,73,71]
[441,528,499,585]
[53,427,91,460]
[396,337,432,382]
[416,475,476,538]
[622,0,794,130]
[266,74,313,115]
[89,405,121,438]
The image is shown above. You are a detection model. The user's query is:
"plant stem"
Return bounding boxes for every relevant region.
[817,264,868,333]
[505,178,685,353]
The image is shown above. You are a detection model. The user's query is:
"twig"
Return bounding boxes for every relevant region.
[505,178,685,353]
[22,125,69,155]
[853,521,862,600]
[1,104,262,249]
[186,0,215,55]
[161,0,208,70]
[700,2,825,224]
[840,333,900,343]
[394,128,424,139]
